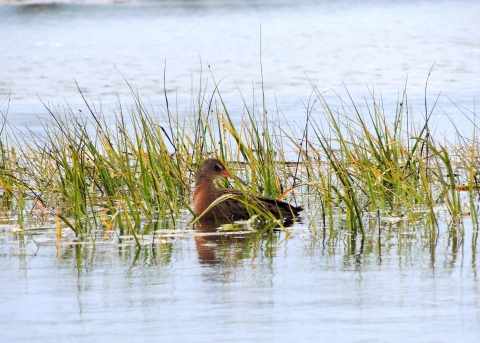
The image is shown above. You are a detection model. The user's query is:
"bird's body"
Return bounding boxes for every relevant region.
[193,158,302,221]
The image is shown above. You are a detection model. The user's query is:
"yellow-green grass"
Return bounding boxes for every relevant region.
[0,83,477,246]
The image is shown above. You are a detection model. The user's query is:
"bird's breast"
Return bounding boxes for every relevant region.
[193,184,217,217]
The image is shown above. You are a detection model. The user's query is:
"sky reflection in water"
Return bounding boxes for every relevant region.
[1,0,480,341]
[1,217,479,342]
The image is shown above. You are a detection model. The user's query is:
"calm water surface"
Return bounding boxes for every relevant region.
[1,0,480,136]
[1,0,480,341]
[1,219,480,342]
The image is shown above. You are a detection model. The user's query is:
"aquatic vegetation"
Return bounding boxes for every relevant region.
[0,78,478,248]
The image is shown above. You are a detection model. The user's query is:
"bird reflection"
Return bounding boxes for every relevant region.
[194,218,294,267]
[194,218,248,266]
[194,219,221,265]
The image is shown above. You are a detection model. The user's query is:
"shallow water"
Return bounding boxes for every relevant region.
[1,0,480,137]
[1,218,480,342]
[2,0,480,341]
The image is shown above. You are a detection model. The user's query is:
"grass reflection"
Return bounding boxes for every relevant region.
[0,75,479,270]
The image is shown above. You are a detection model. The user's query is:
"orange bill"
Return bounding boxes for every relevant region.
[221,170,233,178]
[221,170,247,186]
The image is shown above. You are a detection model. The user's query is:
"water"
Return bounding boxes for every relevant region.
[1,220,480,342]
[1,0,480,135]
[1,0,480,341]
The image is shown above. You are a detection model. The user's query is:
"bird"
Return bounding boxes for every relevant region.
[193,158,303,221]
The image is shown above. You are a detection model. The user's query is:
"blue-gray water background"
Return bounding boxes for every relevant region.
[1,0,480,136]
[1,0,480,342]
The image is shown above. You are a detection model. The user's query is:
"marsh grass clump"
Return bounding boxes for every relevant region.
[0,79,478,246]
[299,88,474,240]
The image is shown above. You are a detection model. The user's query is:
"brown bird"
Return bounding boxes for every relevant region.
[193,158,303,221]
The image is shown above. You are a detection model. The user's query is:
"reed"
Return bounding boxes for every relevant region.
[0,78,477,245]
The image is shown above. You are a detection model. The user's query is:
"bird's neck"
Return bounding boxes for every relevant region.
[193,179,217,216]
[194,177,216,192]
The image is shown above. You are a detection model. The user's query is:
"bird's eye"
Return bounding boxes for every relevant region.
[212,164,222,172]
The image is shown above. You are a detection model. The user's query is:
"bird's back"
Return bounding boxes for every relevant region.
[213,188,302,221]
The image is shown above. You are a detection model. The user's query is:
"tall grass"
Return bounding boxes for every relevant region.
[0,79,478,245]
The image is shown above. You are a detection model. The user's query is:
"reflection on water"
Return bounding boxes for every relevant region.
[194,219,283,268]
[1,0,480,340]
[1,217,480,342]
